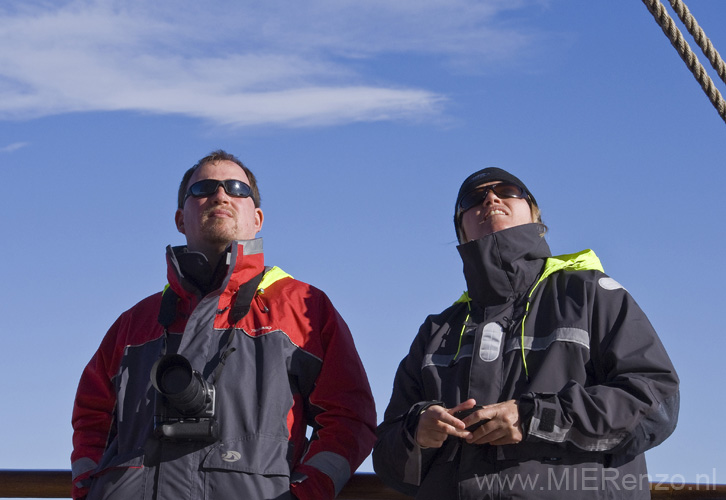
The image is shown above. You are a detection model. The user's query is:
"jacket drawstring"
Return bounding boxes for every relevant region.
[453,297,472,362]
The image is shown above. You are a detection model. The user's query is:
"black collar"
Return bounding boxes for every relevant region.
[457,223,551,307]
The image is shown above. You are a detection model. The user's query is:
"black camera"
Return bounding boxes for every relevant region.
[454,405,491,431]
[151,354,219,442]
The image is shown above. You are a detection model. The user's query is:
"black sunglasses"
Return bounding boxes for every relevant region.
[183,179,252,205]
[458,182,527,212]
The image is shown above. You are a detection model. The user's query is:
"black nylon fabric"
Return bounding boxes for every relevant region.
[457,223,549,307]
[374,223,679,500]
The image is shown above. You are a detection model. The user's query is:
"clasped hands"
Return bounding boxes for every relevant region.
[415,399,523,448]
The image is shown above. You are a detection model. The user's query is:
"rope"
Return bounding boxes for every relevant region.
[641,0,726,124]
[667,0,726,86]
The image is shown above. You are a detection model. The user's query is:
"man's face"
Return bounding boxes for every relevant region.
[175,160,263,255]
[460,181,533,241]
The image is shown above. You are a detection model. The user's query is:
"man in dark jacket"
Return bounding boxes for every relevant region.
[373,167,679,499]
[72,150,377,500]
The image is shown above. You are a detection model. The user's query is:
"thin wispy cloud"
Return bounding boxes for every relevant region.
[0,0,546,127]
[0,141,29,152]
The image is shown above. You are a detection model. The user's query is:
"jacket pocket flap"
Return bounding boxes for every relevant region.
[201,434,290,476]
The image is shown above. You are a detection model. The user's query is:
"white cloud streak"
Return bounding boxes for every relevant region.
[0,141,29,152]
[0,0,545,127]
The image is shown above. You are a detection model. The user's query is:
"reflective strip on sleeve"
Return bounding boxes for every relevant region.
[305,451,351,496]
[403,445,424,486]
[71,457,97,484]
[528,415,628,452]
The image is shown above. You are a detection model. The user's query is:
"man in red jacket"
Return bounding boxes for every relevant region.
[71,150,376,500]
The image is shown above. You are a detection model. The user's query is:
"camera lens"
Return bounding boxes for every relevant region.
[151,354,212,416]
[159,364,192,395]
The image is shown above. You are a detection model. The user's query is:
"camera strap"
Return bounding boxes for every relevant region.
[213,269,265,381]
[158,286,180,329]
[229,270,265,324]
[157,269,265,330]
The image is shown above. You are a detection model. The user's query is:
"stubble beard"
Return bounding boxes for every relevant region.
[200,215,239,248]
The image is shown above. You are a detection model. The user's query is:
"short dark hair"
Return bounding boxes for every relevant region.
[178,150,261,209]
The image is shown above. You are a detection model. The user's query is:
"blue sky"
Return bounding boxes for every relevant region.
[1,0,724,493]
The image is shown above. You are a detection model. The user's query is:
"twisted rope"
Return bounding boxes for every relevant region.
[667,0,726,86]
[641,0,726,124]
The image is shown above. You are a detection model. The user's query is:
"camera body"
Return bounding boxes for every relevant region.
[151,354,219,442]
[454,405,491,431]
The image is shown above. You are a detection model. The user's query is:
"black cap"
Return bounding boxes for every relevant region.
[454,167,537,243]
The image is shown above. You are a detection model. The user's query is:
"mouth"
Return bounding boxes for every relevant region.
[483,209,507,221]
[206,209,234,219]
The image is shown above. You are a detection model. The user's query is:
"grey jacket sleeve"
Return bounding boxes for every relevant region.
[520,274,680,456]
[372,318,442,496]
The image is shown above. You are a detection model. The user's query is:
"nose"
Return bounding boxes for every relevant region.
[483,188,502,205]
[208,184,231,203]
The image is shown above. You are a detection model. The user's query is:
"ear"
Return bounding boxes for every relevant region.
[254,208,264,234]
[175,208,186,235]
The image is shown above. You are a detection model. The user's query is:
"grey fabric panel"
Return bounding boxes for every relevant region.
[305,451,352,495]
[71,456,97,481]
[422,343,473,367]
[505,327,590,353]
[528,415,627,451]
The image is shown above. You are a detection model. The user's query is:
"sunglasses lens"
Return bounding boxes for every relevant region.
[459,183,525,212]
[223,180,251,197]
[492,183,524,198]
[188,179,252,198]
[459,189,485,212]
[189,179,220,197]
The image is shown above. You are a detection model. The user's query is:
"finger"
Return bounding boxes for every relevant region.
[416,425,448,448]
[446,399,479,430]
[467,427,504,445]
[489,435,522,446]
[467,417,522,445]
[447,399,477,414]
[430,416,471,437]
[428,416,472,438]
[449,428,474,440]
[481,424,522,446]
[419,405,453,427]
[439,412,468,430]
[465,413,508,444]
[419,422,472,447]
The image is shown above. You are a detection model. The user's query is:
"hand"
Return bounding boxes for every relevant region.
[461,399,523,446]
[414,400,476,448]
